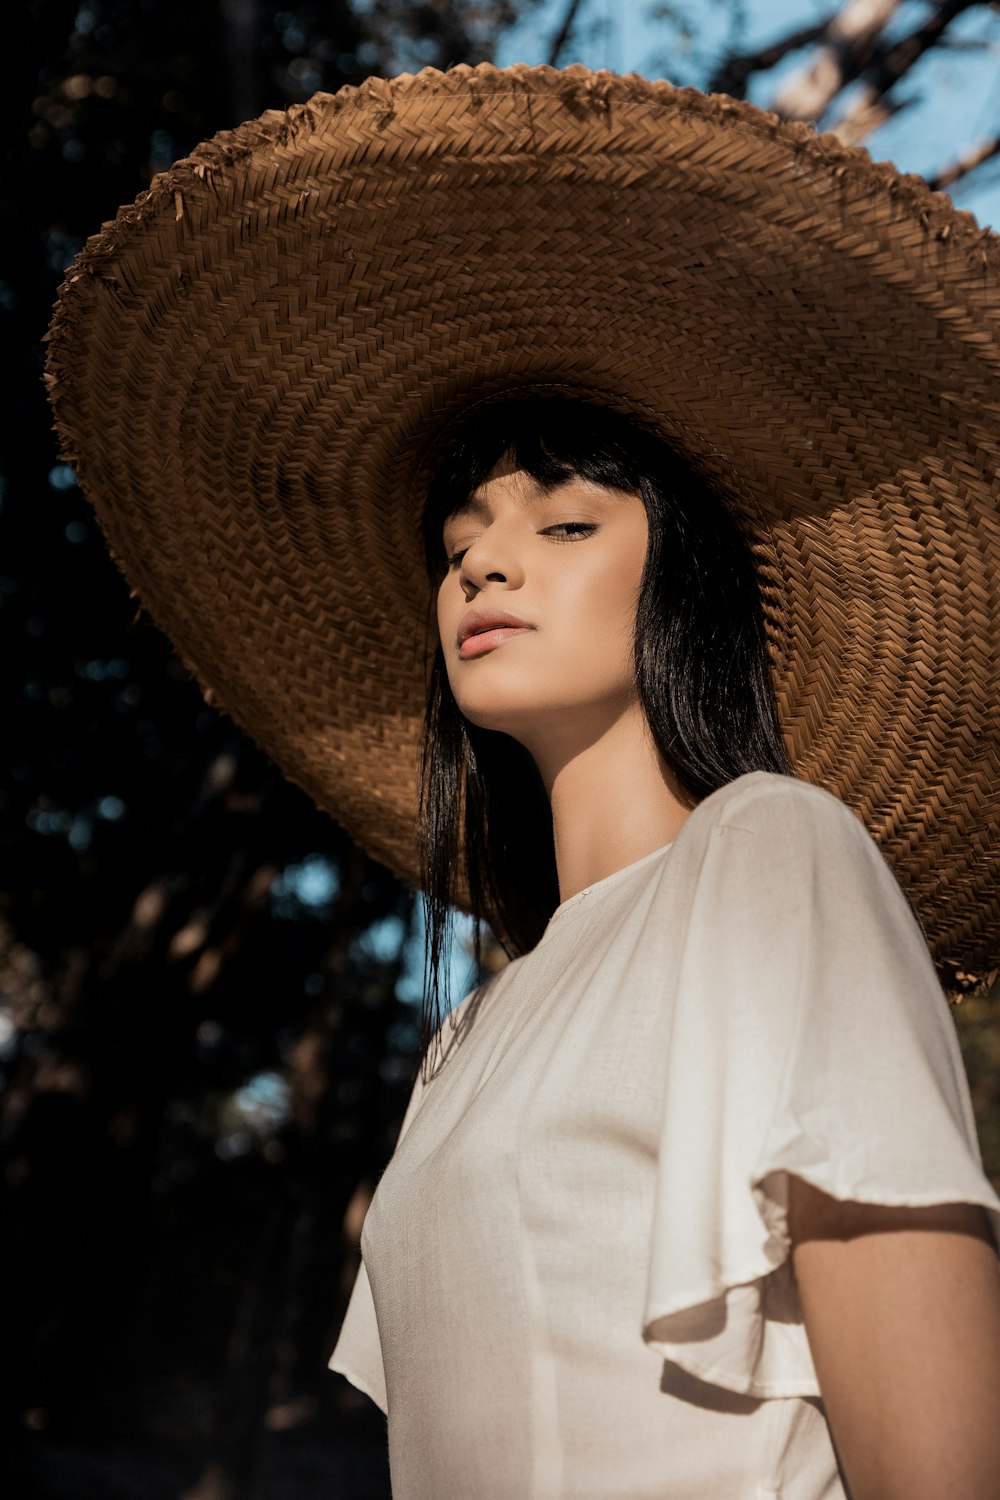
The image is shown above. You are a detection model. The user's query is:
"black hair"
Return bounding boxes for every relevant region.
[417,393,793,1074]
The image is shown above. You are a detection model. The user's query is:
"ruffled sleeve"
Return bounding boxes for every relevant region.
[642,772,1000,1399]
[328,1053,431,1414]
[329,1255,387,1414]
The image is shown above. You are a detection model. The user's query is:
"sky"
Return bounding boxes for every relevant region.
[495,0,1000,228]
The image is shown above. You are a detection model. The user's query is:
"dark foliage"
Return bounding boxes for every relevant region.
[1,2,506,1495]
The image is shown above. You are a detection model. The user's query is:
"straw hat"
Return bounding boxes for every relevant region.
[44,62,1000,989]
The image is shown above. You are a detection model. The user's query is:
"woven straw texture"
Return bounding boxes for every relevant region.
[44,62,1000,986]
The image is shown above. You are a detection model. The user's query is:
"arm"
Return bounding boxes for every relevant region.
[789,1175,1000,1500]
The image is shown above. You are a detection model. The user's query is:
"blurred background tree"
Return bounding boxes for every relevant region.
[4,2,999,1496]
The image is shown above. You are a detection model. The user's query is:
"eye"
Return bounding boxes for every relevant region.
[543,522,597,541]
[443,521,597,569]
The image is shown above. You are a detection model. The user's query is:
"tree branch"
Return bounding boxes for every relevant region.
[770,0,902,122]
[546,0,587,67]
[828,90,910,145]
[928,132,1000,189]
[709,16,836,99]
[854,0,983,100]
[828,0,983,145]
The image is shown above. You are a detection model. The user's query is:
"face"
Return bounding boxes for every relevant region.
[436,461,650,760]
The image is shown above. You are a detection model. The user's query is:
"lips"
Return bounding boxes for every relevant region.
[456,608,535,660]
[457,608,533,647]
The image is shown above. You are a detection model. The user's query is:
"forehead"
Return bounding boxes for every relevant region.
[443,470,621,528]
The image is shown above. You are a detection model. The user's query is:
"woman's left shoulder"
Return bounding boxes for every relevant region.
[693,770,867,844]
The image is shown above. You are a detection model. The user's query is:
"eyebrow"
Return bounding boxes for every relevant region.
[444,483,555,530]
[445,493,492,526]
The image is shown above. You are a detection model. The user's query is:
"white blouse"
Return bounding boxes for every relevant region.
[330,771,1000,1499]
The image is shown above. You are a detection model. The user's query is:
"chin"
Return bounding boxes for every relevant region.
[449,684,541,738]
[455,699,529,735]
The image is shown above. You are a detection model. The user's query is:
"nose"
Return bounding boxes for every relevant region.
[459,527,525,600]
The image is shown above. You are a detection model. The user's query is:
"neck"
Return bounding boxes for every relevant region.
[525,702,693,906]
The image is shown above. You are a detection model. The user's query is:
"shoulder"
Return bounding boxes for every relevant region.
[688,770,868,846]
[675,772,885,895]
[680,774,917,936]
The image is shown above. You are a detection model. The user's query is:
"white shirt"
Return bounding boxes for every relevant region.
[330,771,1000,1499]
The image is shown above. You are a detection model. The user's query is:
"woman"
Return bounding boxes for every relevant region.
[333,392,1000,1499]
[46,62,1000,1500]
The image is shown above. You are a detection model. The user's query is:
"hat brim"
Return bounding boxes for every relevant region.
[45,63,1000,982]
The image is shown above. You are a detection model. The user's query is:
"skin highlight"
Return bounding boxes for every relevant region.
[436,458,692,907]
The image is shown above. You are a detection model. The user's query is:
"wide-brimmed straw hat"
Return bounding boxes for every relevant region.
[45,62,1000,988]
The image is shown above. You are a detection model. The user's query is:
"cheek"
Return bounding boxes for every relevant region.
[436,575,455,639]
[570,542,646,637]
[611,529,648,633]
[578,544,646,674]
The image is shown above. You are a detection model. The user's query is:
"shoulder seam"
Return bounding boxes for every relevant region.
[713,772,861,832]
